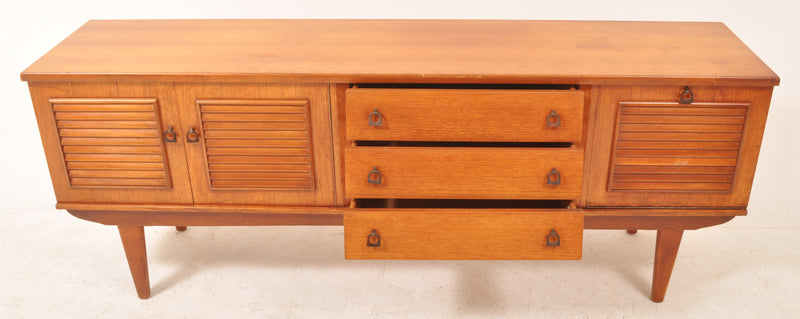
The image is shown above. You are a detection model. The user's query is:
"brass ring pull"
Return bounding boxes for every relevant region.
[367,166,382,184]
[186,127,200,143]
[367,229,381,247]
[368,109,383,126]
[546,110,561,127]
[680,86,694,104]
[546,167,561,185]
[163,126,177,143]
[546,229,561,247]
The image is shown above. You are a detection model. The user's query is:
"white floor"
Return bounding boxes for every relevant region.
[1,207,798,318]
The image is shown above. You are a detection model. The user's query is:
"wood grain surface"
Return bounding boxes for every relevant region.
[21,20,778,86]
[176,83,337,206]
[346,88,584,142]
[28,82,194,204]
[584,86,773,207]
[345,147,584,199]
[344,209,583,260]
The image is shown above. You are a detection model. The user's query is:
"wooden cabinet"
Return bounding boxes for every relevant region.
[21,20,778,302]
[29,82,336,206]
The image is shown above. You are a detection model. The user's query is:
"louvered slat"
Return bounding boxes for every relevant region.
[198,99,314,190]
[610,102,747,192]
[51,98,170,188]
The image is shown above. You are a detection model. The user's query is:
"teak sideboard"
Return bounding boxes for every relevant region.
[21,20,779,302]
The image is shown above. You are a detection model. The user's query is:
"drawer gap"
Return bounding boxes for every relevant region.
[354,141,573,148]
[354,198,572,209]
[352,83,579,90]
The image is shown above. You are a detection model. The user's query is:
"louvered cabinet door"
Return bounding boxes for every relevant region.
[177,83,336,206]
[28,82,193,204]
[585,86,773,207]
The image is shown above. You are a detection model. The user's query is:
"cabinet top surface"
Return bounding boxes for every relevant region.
[21,19,778,85]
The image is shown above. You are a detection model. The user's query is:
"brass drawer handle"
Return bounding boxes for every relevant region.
[546,229,561,247]
[163,126,177,143]
[680,86,693,104]
[546,167,562,185]
[186,127,200,143]
[546,110,561,127]
[367,166,383,184]
[367,229,381,247]
[368,109,383,126]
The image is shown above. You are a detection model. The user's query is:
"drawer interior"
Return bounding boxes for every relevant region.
[354,141,573,148]
[353,198,572,209]
[352,83,579,90]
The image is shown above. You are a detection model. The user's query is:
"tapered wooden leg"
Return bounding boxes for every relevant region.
[175,226,187,231]
[651,229,683,302]
[118,226,150,299]
[626,229,638,234]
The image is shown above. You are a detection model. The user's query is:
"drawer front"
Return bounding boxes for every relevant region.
[344,209,583,260]
[345,147,583,199]
[346,88,584,142]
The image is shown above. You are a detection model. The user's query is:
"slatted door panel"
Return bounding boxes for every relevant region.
[178,83,336,206]
[199,99,315,190]
[609,102,747,192]
[585,86,773,208]
[28,82,193,204]
[52,98,171,188]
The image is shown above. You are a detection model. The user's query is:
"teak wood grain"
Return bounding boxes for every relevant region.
[176,83,337,206]
[346,88,584,142]
[118,226,150,299]
[344,209,583,260]
[345,147,584,199]
[28,82,194,204]
[651,229,684,302]
[21,19,779,302]
[585,86,773,207]
[20,20,778,86]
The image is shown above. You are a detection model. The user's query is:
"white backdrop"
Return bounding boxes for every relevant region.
[2,0,796,226]
[1,1,798,317]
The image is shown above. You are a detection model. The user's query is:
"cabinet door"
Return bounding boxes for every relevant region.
[29,82,193,204]
[177,83,336,206]
[585,86,773,207]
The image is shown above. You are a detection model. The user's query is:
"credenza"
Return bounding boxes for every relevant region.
[21,19,779,302]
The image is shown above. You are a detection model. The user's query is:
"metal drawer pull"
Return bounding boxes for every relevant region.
[367,166,382,184]
[546,110,561,127]
[546,229,561,247]
[546,167,562,185]
[186,127,200,143]
[367,229,381,247]
[163,126,177,143]
[368,109,383,126]
[680,86,694,104]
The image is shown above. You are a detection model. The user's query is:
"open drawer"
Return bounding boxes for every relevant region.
[344,199,583,260]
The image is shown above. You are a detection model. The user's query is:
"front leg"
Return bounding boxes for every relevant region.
[651,229,684,302]
[118,226,150,299]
